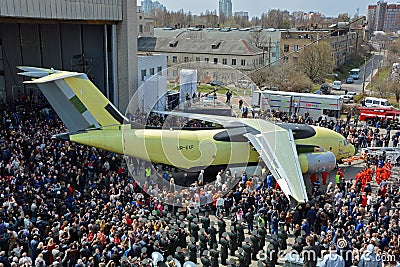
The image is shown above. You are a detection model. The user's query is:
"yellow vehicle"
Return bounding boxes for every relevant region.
[18,67,355,204]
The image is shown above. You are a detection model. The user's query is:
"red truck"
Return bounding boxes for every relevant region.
[358,107,400,126]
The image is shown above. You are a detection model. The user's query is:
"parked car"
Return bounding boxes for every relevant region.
[346,92,357,99]
[320,84,331,94]
[346,77,354,84]
[332,80,342,90]
[314,90,323,95]
[340,95,352,103]
[364,97,392,108]
[208,80,224,86]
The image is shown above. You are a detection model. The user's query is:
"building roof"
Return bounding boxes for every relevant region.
[154,28,281,43]
[138,37,263,56]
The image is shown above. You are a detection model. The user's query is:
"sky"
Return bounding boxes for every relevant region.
[137,0,378,18]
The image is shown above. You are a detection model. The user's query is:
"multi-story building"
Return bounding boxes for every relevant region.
[280,29,362,68]
[219,0,232,17]
[367,1,400,32]
[234,11,249,21]
[141,0,166,16]
[151,28,281,65]
[138,6,155,37]
[0,0,138,111]
[138,30,271,83]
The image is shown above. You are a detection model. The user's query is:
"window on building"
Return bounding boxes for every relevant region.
[284,44,289,52]
[139,25,143,33]
[196,57,201,62]
[294,44,299,52]
[172,70,177,77]
[141,69,146,81]
[214,58,218,64]
[184,57,189,62]
[150,68,154,76]
[232,59,237,65]
[241,59,246,66]
[157,66,162,75]
[205,58,209,63]
[222,58,227,65]
[172,56,177,63]
[139,16,142,20]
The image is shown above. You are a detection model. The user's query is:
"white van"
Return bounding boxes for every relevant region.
[332,80,342,90]
[364,97,392,108]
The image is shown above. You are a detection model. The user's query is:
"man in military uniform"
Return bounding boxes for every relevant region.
[209,249,219,267]
[278,227,288,251]
[178,222,187,248]
[199,228,209,257]
[187,237,197,263]
[250,230,260,261]
[200,250,211,267]
[190,218,200,243]
[266,242,278,267]
[217,216,226,241]
[242,237,252,267]
[258,223,267,251]
[236,220,246,247]
[228,226,238,256]
[237,247,245,267]
[174,247,185,266]
[220,232,229,265]
[201,212,211,232]
[208,221,218,250]
[168,229,178,256]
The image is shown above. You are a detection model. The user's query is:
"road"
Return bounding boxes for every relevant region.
[332,53,384,97]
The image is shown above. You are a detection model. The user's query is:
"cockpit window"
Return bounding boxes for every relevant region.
[343,139,348,146]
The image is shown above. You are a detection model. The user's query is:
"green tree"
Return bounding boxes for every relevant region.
[298,42,335,83]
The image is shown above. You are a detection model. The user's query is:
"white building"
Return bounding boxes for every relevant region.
[137,54,167,112]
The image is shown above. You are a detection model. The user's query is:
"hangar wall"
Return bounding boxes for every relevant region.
[0,23,111,102]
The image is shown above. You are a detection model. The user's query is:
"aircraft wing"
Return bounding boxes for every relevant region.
[243,119,308,204]
[156,111,308,204]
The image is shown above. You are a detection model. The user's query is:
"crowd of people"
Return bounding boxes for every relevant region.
[0,97,400,267]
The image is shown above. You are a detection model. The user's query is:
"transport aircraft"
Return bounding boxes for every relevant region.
[18,67,355,204]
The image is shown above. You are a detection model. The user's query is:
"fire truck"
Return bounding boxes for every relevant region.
[358,107,400,127]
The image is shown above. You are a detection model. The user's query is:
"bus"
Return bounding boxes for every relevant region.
[349,68,361,80]
[252,90,342,121]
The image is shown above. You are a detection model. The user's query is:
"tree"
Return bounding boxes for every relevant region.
[249,63,312,92]
[298,42,335,83]
[337,13,350,22]
[247,31,266,48]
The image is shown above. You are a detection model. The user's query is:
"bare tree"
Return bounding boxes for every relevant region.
[249,63,312,92]
[298,42,335,83]
[247,31,266,48]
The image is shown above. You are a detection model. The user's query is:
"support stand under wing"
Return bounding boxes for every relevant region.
[245,124,308,205]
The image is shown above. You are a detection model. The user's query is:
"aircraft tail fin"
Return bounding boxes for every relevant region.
[18,67,126,132]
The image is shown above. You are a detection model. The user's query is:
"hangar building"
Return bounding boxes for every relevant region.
[0,0,138,111]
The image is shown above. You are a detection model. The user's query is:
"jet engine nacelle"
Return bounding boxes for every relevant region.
[298,151,336,174]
